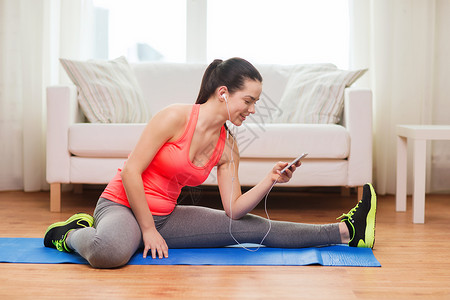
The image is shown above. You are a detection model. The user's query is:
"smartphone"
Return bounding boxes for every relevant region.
[280,153,308,174]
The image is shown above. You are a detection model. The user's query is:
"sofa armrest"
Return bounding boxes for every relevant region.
[343,88,373,186]
[46,85,78,184]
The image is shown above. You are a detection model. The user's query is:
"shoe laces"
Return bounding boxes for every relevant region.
[51,230,73,252]
[52,239,64,252]
[337,199,362,221]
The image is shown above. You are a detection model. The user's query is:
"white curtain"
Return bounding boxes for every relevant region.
[0,0,93,191]
[349,0,450,195]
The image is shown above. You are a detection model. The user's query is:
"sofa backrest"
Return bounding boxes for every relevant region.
[131,62,297,122]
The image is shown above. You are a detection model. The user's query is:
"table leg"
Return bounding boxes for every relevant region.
[413,139,426,224]
[396,136,407,211]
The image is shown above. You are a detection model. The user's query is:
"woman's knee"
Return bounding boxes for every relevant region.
[84,235,139,269]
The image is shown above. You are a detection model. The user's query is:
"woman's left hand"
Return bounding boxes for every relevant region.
[271,160,302,183]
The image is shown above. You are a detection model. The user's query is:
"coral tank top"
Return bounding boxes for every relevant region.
[101,104,226,215]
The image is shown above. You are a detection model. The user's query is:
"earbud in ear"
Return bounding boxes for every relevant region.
[222,94,228,102]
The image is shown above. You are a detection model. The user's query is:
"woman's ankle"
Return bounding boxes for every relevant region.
[339,222,350,244]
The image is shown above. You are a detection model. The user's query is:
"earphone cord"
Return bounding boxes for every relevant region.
[225,100,278,252]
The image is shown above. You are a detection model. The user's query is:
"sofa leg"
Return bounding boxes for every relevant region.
[50,183,61,212]
[340,187,351,197]
[357,186,363,201]
[73,184,83,194]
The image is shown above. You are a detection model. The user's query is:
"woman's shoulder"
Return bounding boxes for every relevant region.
[159,103,192,115]
[149,104,194,141]
[153,103,192,124]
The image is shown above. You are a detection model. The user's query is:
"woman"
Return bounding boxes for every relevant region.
[44,58,377,268]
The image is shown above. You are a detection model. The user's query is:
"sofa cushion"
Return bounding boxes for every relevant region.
[232,123,350,159]
[69,124,146,158]
[60,56,151,123]
[274,65,366,124]
[69,123,349,159]
[203,160,349,186]
[132,63,206,115]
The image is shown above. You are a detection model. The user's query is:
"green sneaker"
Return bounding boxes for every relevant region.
[337,183,377,249]
[43,213,94,252]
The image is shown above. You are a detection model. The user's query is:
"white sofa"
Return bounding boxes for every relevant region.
[46,62,373,212]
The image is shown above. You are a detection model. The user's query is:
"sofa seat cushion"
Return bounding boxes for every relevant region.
[234,123,350,159]
[69,123,146,158]
[69,123,349,160]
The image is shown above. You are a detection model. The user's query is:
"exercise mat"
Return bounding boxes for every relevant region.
[0,238,380,267]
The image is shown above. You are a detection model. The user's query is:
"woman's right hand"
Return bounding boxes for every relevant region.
[142,227,169,259]
[271,161,301,183]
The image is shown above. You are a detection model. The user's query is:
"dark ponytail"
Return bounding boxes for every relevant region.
[196,57,262,105]
[196,58,262,136]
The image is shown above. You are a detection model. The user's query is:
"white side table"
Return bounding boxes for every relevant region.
[396,125,450,223]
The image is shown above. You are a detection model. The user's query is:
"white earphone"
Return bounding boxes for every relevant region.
[222,90,274,252]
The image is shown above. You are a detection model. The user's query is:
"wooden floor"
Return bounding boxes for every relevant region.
[1,187,450,299]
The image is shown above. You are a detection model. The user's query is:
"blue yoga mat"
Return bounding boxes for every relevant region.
[0,238,380,267]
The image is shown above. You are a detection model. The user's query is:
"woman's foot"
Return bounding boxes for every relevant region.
[43,213,94,252]
[337,183,377,248]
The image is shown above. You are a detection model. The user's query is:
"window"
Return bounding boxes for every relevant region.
[207,0,349,68]
[93,0,349,68]
[93,0,186,62]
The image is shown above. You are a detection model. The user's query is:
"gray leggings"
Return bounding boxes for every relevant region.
[66,198,341,269]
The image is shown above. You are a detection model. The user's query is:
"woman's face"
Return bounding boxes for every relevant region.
[227,79,262,126]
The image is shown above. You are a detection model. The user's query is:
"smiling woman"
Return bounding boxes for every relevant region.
[43,57,378,268]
